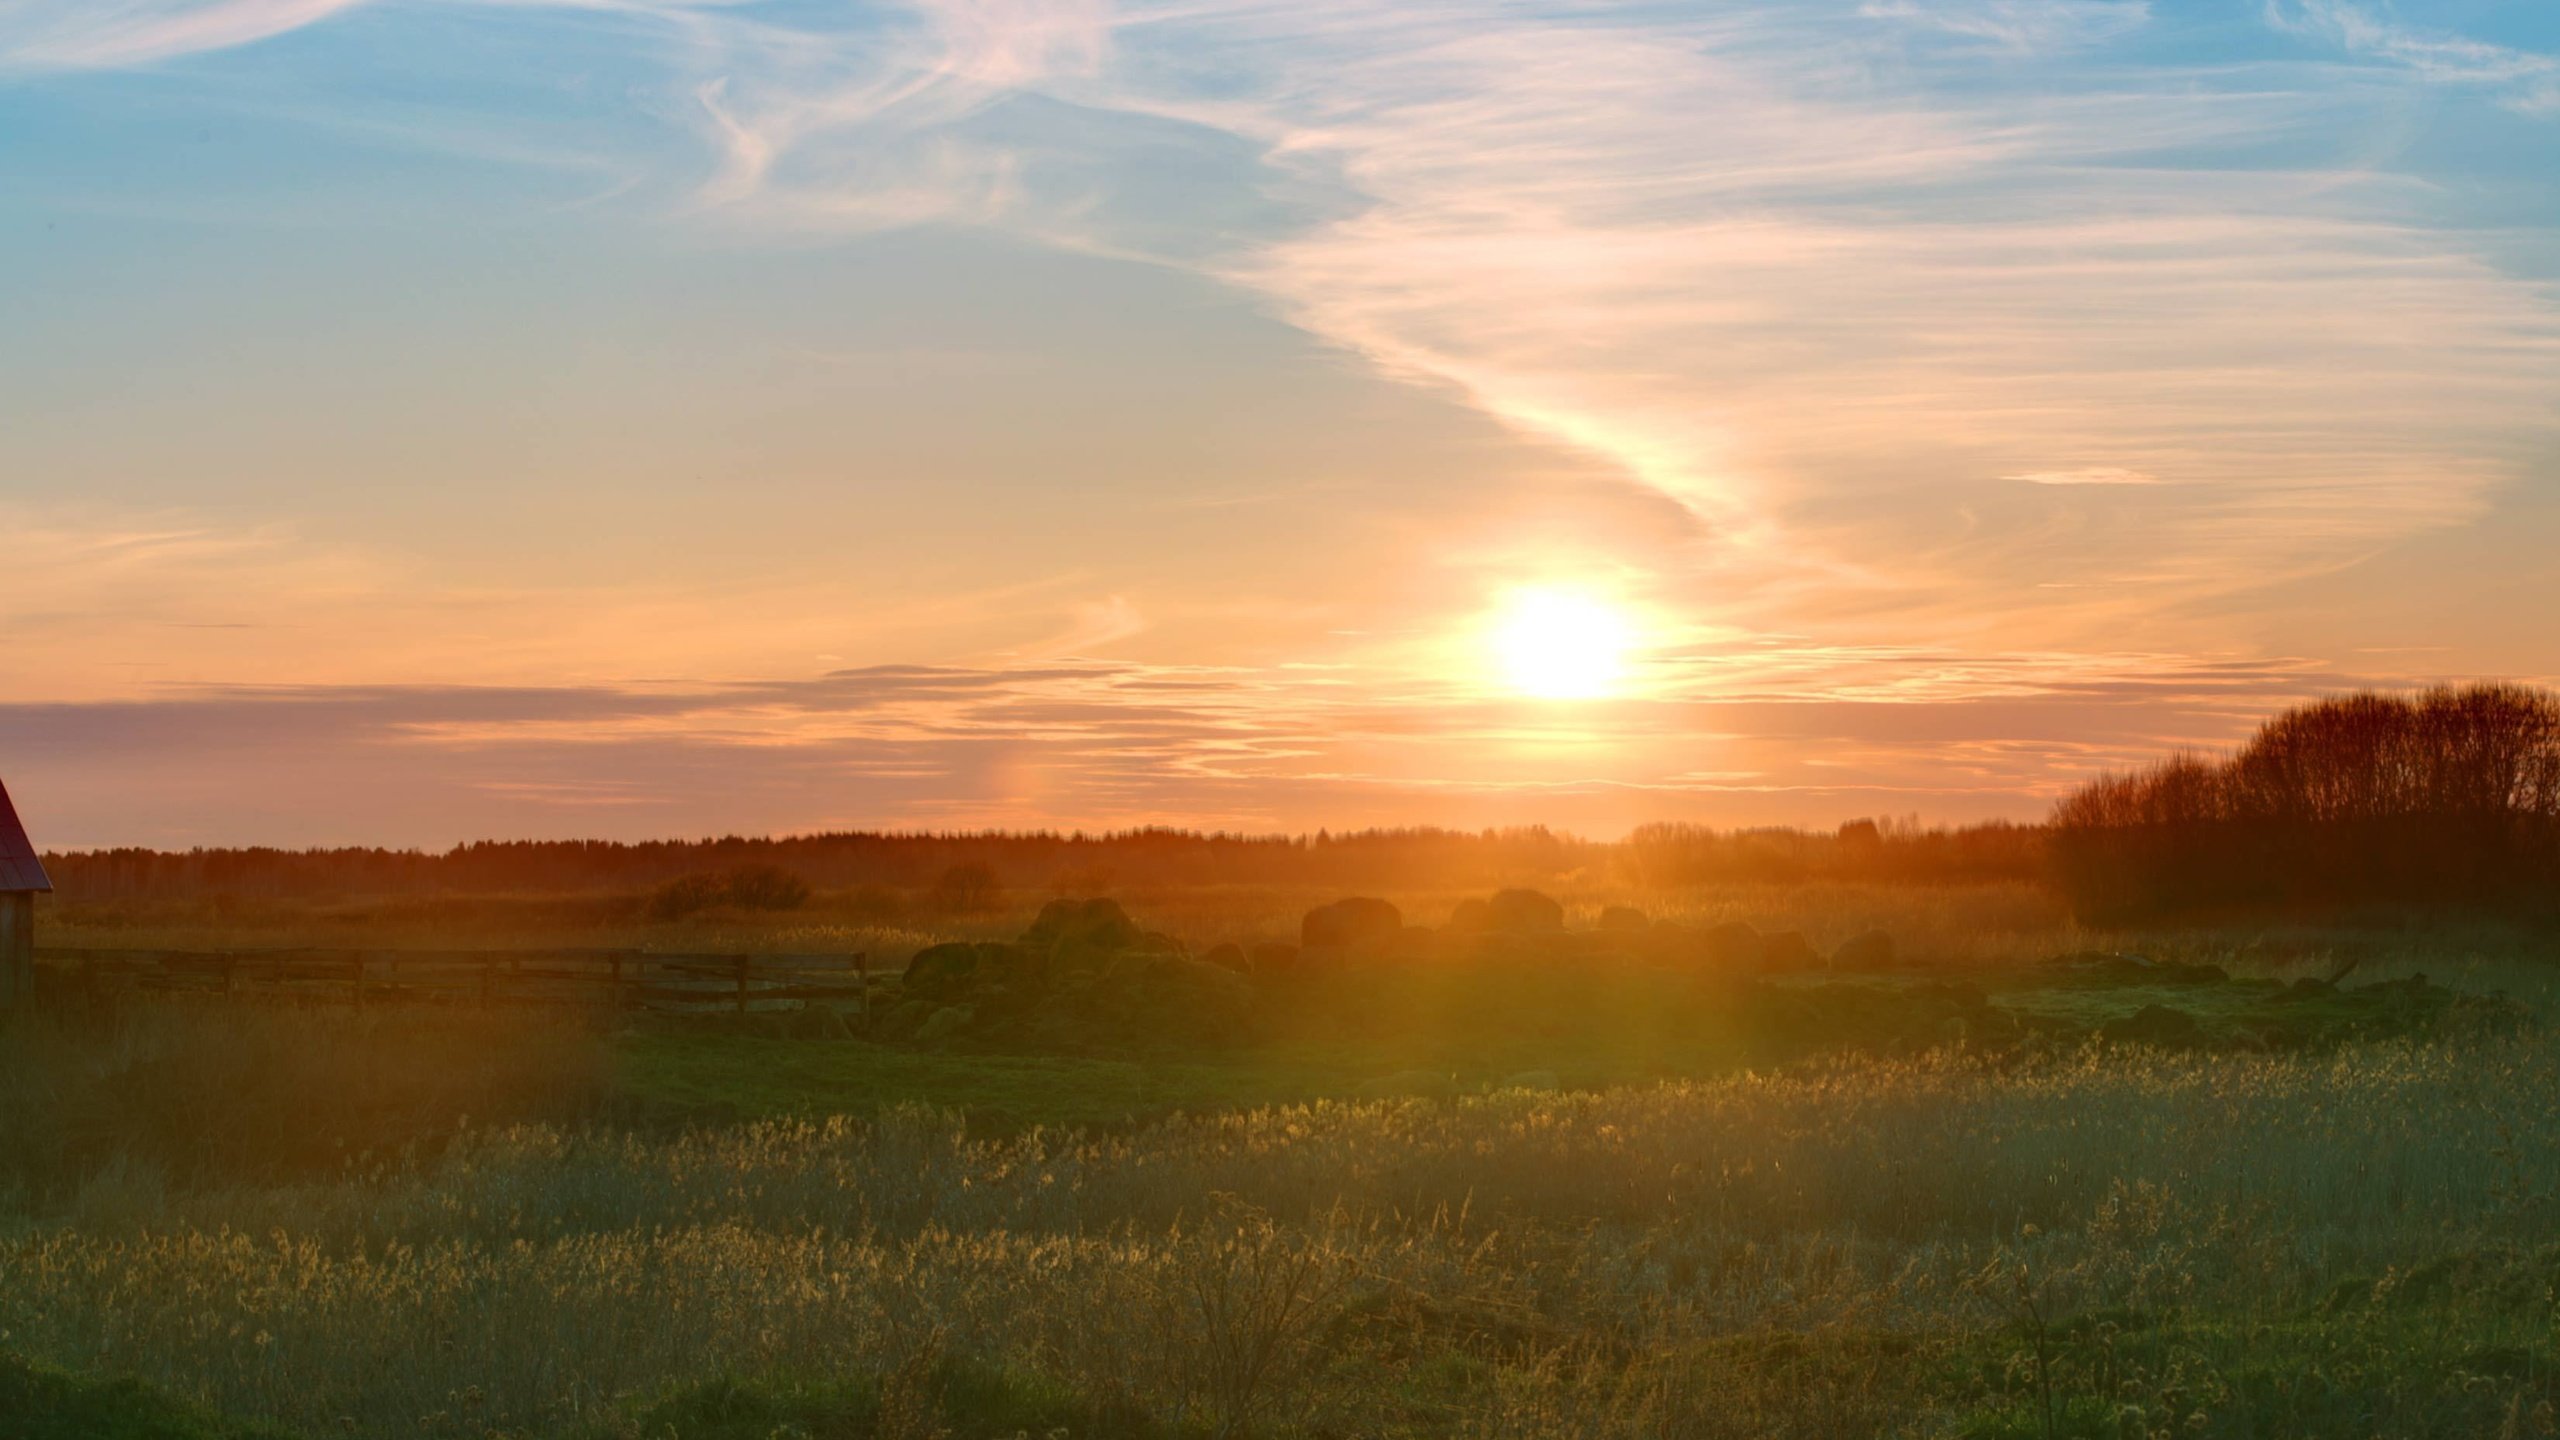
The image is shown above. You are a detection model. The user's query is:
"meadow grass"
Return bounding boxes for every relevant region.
[7,1027,2560,1436]
[36,878,2076,965]
[8,883,2560,1438]
[0,1352,297,1440]
[43,873,2548,986]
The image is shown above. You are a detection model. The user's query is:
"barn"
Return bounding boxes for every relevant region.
[0,779,52,1009]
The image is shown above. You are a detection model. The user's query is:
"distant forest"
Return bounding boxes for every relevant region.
[41,684,2560,921]
[2052,683,2560,920]
[42,819,2044,903]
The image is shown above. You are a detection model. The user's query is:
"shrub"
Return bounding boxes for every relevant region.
[645,873,728,921]
[928,862,1001,914]
[646,864,813,921]
[722,863,813,913]
[1300,897,1401,949]
[1485,888,1565,934]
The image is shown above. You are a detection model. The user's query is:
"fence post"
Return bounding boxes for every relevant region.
[735,954,751,1017]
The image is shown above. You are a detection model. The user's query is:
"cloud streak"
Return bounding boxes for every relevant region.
[0,646,2464,846]
[1186,5,2554,624]
[1857,0,2151,55]
[0,0,371,69]
[627,0,2560,645]
[7,0,2558,844]
[2007,468,2161,487]
[2266,0,2560,116]
[12,1,2551,646]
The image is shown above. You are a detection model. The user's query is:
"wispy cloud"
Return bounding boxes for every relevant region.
[13,1,2552,650]
[1037,594,1148,657]
[1122,5,2552,634]
[586,0,2560,645]
[0,0,372,69]
[2007,467,2160,486]
[1,650,2418,846]
[0,508,1167,704]
[675,0,1119,228]
[2265,0,2560,116]
[8,0,2557,844]
[1859,0,2151,54]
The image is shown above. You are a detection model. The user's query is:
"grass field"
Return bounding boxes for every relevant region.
[33,877,2075,963]
[7,881,2559,1438]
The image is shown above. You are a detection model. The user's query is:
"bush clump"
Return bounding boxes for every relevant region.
[927,861,1001,914]
[646,863,813,921]
[1484,888,1565,934]
[1301,896,1401,949]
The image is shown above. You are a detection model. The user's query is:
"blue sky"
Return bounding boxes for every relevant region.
[2,0,2555,846]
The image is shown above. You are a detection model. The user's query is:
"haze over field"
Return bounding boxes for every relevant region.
[5,0,2557,845]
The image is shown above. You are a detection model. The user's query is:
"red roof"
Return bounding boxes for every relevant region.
[0,780,52,893]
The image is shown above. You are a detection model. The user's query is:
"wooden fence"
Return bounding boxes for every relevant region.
[31,947,873,1015]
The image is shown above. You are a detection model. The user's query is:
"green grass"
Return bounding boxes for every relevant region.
[619,1029,1723,1133]
[1981,968,2508,1047]
[578,1358,1164,1440]
[0,1349,1161,1440]
[0,1354,295,1440]
[620,962,2516,1133]
[16,1017,2560,1438]
[1937,1304,2560,1439]
[619,1032,1333,1132]
[14,885,2560,1439]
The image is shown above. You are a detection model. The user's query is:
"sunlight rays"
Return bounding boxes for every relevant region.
[1486,587,1638,701]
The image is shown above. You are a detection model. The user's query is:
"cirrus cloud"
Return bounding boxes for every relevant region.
[0,0,372,68]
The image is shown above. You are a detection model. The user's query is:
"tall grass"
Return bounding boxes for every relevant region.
[0,999,607,1212]
[11,886,2560,1437]
[5,1011,2559,1436]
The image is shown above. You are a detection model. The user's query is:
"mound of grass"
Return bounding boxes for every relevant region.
[1982,969,2523,1050]
[588,1359,1158,1440]
[0,1354,295,1440]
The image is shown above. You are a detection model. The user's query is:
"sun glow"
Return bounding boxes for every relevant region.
[1488,587,1637,699]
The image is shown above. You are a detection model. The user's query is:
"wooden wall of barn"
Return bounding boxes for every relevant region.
[0,892,31,1009]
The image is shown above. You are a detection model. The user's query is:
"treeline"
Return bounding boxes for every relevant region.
[42,820,2045,903]
[1625,817,2045,887]
[47,685,2560,918]
[2051,683,2560,920]
[46,828,1591,901]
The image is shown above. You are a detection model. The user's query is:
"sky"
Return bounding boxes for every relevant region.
[2,0,2556,849]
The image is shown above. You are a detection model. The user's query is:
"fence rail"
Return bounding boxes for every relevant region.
[32,947,873,1015]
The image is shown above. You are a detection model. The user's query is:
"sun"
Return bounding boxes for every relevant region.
[1488,587,1636,699]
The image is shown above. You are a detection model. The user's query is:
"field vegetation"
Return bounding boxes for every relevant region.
[8,876,2559,1439]
[12,689,2560,1438]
